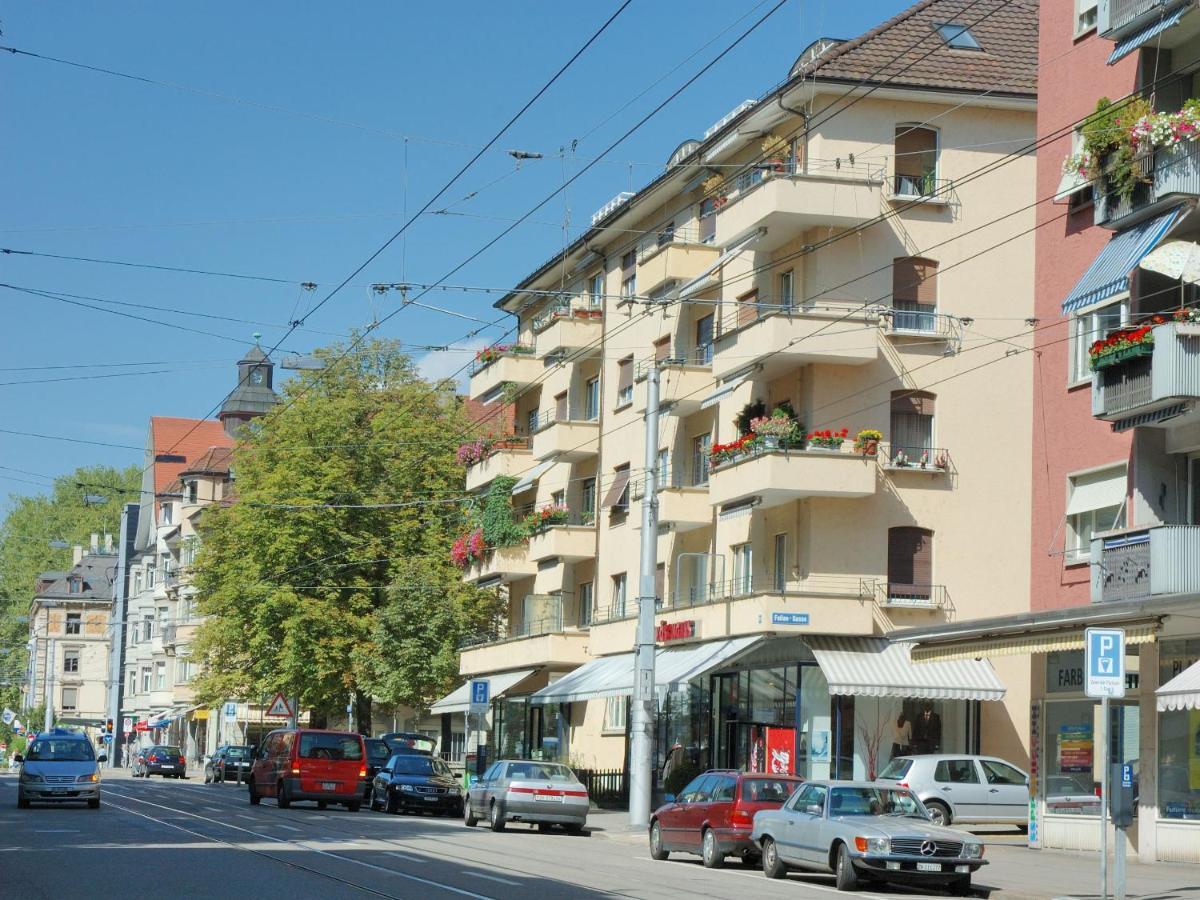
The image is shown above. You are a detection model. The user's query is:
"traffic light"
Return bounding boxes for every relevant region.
[105,718,114,735]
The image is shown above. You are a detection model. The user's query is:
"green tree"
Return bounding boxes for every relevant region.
[192,338,500,729]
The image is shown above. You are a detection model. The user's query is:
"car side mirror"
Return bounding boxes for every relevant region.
[97,753,108,763]
[806,803,823,816]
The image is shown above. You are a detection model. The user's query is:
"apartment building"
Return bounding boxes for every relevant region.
[26,540,117,748]
[436,0,1038,786]
[895,0,1200,865]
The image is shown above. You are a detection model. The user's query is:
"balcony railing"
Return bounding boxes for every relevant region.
[1095,139,1200,228]
[878,443,954,475]
[634,347,713,382]
[882,307,962,342]
[715,299,873,339]
[1091,524,1200,603]
[468,345,536,376]
[859,579,952,611]
[1092,321,1200,422]
[458,608,566,649]
[531,302,603,334]
[1100,0,1190,38]
[889,173,954,202]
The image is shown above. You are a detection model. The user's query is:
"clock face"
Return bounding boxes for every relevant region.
[249,368,264,385]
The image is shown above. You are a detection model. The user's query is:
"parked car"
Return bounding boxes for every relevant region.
[649,770,803,868]
[371,752,463,815]
[751,780,986,894]
[17,728,106,809]
[876,754,1028,828]
[247,728,366,812]
[1044,774,1102,815]
[204,744,253,784]
[134,745,187,779]
[361,738,393,800]
[380,732,436,756]
[464,759,588,833]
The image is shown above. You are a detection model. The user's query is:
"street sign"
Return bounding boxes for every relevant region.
[266,693,293,718]
[122,716,133,736]
[771,612,810,626]
[468,679,490,714]
[102,734,112,744]
[223,702,238,720]
[1122,763,1134,789]
[1085,627,1126,698]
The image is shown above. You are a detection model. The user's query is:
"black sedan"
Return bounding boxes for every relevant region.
[204,745,253,784]
[370,752,463,816]
[362,738,393,800]
[134,745,187,778]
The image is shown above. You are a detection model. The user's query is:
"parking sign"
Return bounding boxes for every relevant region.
[1085,627,1125,698]
[469,679,490,714]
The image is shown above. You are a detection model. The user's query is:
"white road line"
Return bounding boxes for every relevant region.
[384,851,424,863]
[273,824,301,832]
[464,872,521,886]
[236,814,256,821]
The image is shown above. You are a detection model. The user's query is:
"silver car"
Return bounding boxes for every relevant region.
[751,780,986,894]
[876,754,1029,828]
[463,759,588,833]
[17,729,107,809]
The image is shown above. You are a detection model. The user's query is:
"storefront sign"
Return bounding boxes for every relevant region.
[656,620,696,643]
[771,612,809,626]
[1057,723,1094,773]
[1047,650,1138,694]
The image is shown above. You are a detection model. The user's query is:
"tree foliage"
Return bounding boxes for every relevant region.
[191,339,501,724]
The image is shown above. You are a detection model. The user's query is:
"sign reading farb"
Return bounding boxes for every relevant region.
[1084,627,1126,698]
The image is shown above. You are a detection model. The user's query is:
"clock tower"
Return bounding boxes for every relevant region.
[218,342,279,436]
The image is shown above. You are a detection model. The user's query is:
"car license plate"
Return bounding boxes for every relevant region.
[322,782,337,791]
[161,765,175,769]
[916,862,943,873]
[424,795,439,802]
[51,788,68,795]
[534,793,563,802]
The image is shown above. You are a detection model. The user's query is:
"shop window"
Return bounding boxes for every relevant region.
[1158,639,1200,820]
[604,696,628,734]
[1065,465,1127,562]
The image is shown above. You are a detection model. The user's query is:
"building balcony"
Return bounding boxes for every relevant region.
[1094,139,1200,230]
[529,410,600,461]
[462,546,537,586]
[634,353,714,416]
[467,346,541,403]
[526,519,596,562]
[636,236,720,294]
[464,439,533,493]
[711,302,879,381]
[713,160,884,253]
[457,624,590,677]
[1091,321,1200,426]
[707,443,877,510]
[1091,524,1200,603]
[631,472,711,532]
[532,304,603,356]
[1098,0,1195,43]
[149,689,175,709]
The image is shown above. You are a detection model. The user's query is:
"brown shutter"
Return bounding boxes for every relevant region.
[895,126,937,178]
[889,390,936,416]
[892,257,938,305]
[617,357,634,393]
[654,336,671,362]
[887,527,933,598]
[555,391,568,421]
[738,289,759,327]
[622,251,636,276]
[602,465,631,508]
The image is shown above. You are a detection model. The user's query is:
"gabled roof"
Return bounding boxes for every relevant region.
[34,553,117,602]
[150,417,232,498]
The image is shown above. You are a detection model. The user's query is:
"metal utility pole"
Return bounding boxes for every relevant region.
[107,503,137,767]
[43,637,55,732]
[629,364,660,829]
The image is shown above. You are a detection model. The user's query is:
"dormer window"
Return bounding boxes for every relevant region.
[67,577,82,594]
[935,23,982,50]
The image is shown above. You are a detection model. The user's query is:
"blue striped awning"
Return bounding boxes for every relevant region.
[1108,7,1187,65]
[1111,402,1190,432]
[1061,206,1185,314]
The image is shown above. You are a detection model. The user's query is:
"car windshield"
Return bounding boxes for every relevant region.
[829,786,926,818]
[506,763,576,782]
[877,758,912,780]
[26,739,94,762]
[741,778,798,803]
[298,733,363,761]
[390,755,451,777]
[366,740,392,763]
[384,733,436,755]
[225,746,250,759]
[153,746,182,756]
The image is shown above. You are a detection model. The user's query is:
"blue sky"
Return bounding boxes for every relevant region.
[0,0,907,510]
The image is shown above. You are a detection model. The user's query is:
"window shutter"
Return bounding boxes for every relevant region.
[617,357,634,393]
[555,391,568,421]
[602,465,631,508]
[887,527,933,598]
[892,257,938,306]
[654,336,671,362]
[738,289,759,327]
[889,390,936,416]
[622,251,636,276]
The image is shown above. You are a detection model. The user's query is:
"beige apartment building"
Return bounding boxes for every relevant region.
[438,0,1039,782]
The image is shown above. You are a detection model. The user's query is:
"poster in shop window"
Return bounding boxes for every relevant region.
[765,727,795,775]
[1057,723,1093,774]
[1191,708,1200,791]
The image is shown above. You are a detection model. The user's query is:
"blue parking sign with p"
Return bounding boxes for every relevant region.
[470,680,490,707]
[1084,627,1125,698]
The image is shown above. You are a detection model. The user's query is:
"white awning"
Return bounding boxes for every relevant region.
[511,459,555,496]
[1158,659,1200,712]
[531,636,762,704]
[1065,467,1126,516]
[678,229,764,299]
[429,668,536,715]
[808,636,1006,701]
[699,373,749,410]
[718,501,757,521]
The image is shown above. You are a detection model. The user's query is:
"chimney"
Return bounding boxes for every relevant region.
[103,533,114,554]
[90,533,99,554]
[72,545,84,566]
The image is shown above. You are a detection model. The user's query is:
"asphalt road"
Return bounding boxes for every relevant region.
[2,773,1196,900]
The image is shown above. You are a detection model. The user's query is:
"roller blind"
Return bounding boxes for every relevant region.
[893,257,938,305]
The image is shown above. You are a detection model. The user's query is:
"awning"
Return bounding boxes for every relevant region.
[511,459,554,496]
[678,229,764,299]
[1112,402,1190,432]
[1061,206,1185,314]
[531,636,762,704]
[699,373,749,410]
[1108,7,1188,65]
[429,668,536,715]
[1065,467,1127,516]
[808,636,1006,701]
[1158,659,1200,711]
[910,621,1159,663]
[718,500,758,521]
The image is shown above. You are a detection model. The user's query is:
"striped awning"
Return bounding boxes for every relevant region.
[511,458,554,495]
[1108,7,1188,65]
[808,636,1005,701]
[699,373,749,410]
[910,621,1159,663]
[1158,659,1200,711]
[1111,402,1190,432]
[430,669,536,715]
[1061,206,1185,314]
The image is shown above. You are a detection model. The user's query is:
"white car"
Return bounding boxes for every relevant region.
[876,754,1028,828]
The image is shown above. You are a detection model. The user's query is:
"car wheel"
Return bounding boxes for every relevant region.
[925,800,951,827]
[565,824,584,835]
[384,790,400,815]
[835,843,859,892]
[950,875,973,896]
[88,798,100,809]
[537,822,551,833]
[277,781,291,809]
[488,800,506,832]
[247,778,260,805]
[702,828,725,869]
[464,798,478,827]
[762,837,787,879]
[347,800,361,813]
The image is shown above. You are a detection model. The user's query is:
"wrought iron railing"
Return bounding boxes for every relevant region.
[634,346,714,381]
[531,302,604,333]
[878,444,953,474]
[859,579,952,611]
[458,606,568,649]
[882,308,962,341]
[890,173,954,201]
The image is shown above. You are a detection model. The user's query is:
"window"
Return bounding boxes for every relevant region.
[890,391,936,459]
[1158,639,1200,819]
[143,614,154,641]
[67,577,82,594]
[1071,299,1127,383]
[579,581,593,628]
[581,477,597,524]
[60,687,78,712]
[616,357,634,407]
[182,536,199,567]
[657,448,669,486]
[603,696,628,733]
[935,23,982,50]
[584,376,600,421]
[778,270,794,309]
[589,273,605,307]
[891,257,938,331]
[773,533,788,591]
[887,526,934,602]
[603,463,631,515]
[712,774,738,801]
[158,606,169,630]
[526,407,539,436]
[133,570,143,595]
[612,573,627,618]
[1057,130,1094,208]
[1066,465,1128,562]
[732,543,753,595]
[141,667,152,693]
[981,759,1026,786]
[699,198,717,244]
[934,759,980,784]
[695,314,714,365]
[65,613,81,635]
[555,391,568,423]
[692,433,711,486]
[299,732,363,761]
[155,661,166,690]
[187,480,198,504]
[147,565,156,589]
[63,650,80,674]
[1075,0,1098,35]
[894,126,939,197]
[127,669,136,696]
[621,251,637,299]
[653,335,672,363]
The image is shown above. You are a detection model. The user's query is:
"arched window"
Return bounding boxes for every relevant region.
[887,526,933,603]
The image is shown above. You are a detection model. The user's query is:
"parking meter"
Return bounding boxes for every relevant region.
[475,744,489,777]
[1109,763,1134,829]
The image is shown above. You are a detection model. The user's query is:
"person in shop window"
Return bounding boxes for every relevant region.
[912,704,942,754]
[890,713,912,759]
[663,742,687,784]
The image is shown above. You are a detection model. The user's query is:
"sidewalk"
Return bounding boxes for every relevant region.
[584,810,1200,898]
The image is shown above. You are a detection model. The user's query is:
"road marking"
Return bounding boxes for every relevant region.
[203,806,222,812]
[236,814,256,820]
[464,872,521,886]
[33,829,79,834]
[273,824,301,832]
[385,851,424,863]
